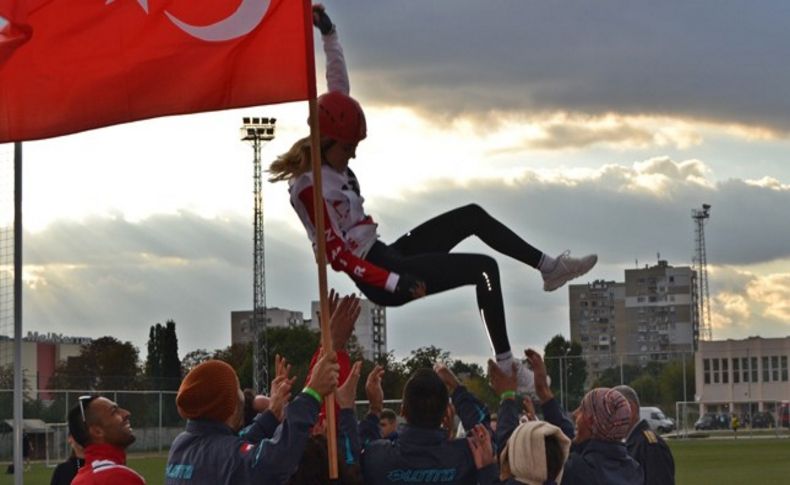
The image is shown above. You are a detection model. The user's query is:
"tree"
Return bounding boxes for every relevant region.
[544,335,587,409]
[181,349,211,376]
[47,337,143,426]
[213,343,254,390]
[0,364,34,420]
[402,346,450,376]
[592,364,642,388]
[266,325,322,392]
[49,336,140,390]
[630,373,660,405]
[658,359,695,412]
[450,360,485,380]
[145,320,182,390]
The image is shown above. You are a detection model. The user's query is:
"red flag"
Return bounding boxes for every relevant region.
[0,0,316,142]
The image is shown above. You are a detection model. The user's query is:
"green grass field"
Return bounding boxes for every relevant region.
[3,438,789,484]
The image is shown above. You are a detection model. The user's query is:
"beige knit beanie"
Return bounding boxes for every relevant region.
[500,420,571,485]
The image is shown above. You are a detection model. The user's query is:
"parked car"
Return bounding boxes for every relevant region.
[694,412,731,430]
[779,403,789,428]
[640,406,675,433]
[751,411,776,429]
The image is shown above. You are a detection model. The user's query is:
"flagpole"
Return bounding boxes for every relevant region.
[307,97,340,479]
[302,0,338,477]
[13,141,24,485]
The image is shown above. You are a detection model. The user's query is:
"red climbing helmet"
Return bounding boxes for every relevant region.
[317,91,367,144]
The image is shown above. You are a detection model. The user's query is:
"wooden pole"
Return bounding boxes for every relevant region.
[307,97,339,479]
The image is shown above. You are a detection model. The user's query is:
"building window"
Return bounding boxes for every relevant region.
[782,356,788,382]
[742,357,749,383]
[772,356,780,382]
[722,358,729,384]
[733,358,740,384]
[712,358,719,383]
[703,359,710,384]
[762,356,770,382]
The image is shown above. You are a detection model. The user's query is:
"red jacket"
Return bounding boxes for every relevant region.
[72,443,145,485]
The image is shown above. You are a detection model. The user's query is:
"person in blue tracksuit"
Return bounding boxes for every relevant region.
[358,365,497,484]
[165,356,339,485]
[562,388,644,485]
[491,349,574,484]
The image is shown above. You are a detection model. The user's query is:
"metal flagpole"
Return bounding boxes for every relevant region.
[13,141,23,485]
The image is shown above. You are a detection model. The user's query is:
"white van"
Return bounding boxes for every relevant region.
[640,407,675,434]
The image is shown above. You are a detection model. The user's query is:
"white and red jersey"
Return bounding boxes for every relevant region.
[287,30,399,292]
[72,443,145,485]
[289,166,399,292]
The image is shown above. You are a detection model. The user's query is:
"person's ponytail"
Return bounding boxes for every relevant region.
[268,136,312,182]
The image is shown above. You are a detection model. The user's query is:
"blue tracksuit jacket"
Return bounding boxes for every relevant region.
[562,439,644,485]
[359,385,496,484]
[165,393,319,485]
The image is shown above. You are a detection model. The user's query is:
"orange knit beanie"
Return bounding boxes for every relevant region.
[177,360,240,423]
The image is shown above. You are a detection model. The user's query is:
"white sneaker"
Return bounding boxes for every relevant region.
[542,250,598,292]
[497,358,536,397]
[516,361,537,397]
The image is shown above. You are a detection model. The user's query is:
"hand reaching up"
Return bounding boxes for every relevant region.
[365,365,385,415]
[467,424,495,469]
[336,361,362,410]
[306,351,339,397]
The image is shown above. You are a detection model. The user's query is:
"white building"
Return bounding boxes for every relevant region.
[0,332,91,399]
[231,307,305,345]
[311,299,387,361]
[695,336,790,414]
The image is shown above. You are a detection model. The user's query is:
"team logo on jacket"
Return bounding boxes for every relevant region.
[386,468,457,482]
[240,443,255,455]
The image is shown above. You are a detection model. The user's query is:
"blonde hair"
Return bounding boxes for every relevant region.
[268,135,339,182]
[268,136,313,182]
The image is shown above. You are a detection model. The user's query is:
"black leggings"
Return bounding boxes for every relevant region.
[354,204,544,355]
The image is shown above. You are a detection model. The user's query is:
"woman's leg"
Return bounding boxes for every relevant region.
[390,204,545,268]
[357,249,512,354]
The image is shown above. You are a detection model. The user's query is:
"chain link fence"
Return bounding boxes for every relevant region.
[0,389,181,463]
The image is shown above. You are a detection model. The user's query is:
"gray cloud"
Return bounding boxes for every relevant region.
[370,164,790,268]
[326,1,790,133]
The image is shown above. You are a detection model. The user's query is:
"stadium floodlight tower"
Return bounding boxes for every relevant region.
[240,117,276,394]
[692,203,712,342]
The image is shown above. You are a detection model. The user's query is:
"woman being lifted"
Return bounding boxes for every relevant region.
[269,6,597,393]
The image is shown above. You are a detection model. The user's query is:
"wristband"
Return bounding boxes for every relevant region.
[500,390,516,401]
[302,387,323,403]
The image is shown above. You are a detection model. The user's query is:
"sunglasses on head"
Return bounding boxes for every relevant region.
[78,395,94,422]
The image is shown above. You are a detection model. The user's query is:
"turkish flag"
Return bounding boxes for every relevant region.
[0,0,316,142]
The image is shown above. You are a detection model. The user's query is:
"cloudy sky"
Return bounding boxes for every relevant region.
[2,1,789,365]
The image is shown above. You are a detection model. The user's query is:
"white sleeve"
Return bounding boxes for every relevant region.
[322,31,350,95]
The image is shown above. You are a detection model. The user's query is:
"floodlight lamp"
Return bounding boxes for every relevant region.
[247,128,256,136]
[252,117,260,124]
[266,128,274,135]
[270,118,277,125]
[243,117,251,124]
[261,117,269,125]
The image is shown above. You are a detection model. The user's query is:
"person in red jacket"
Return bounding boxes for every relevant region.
[68,395,145,485]
[271,6,597,394]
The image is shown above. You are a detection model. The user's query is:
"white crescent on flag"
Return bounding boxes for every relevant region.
[165,0,272,42]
